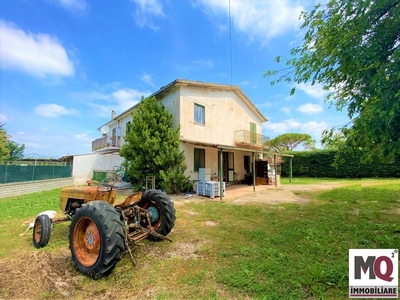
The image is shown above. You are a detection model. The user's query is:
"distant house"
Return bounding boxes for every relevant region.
[74,79,270,185]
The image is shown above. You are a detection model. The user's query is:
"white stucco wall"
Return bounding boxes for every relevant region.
[177,86,263,146]
[72,153,124,185]
[180,142,255,182]
[160,88,181,129]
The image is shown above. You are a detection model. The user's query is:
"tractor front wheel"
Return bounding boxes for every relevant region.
[136,189,176,241]
[33,214,52,248]
[69,201,125,279]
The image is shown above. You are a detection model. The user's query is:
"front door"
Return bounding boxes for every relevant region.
[219,152,234,182]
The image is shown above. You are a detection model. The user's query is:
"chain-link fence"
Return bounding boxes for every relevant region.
[0,163,72,184]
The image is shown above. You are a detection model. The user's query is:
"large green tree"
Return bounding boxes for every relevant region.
[7,140,25,160]
[322,131,346,150]
[0,124,25,161]
[265,0,400,162]
[0,125,10,161]
[119,96,190,193]
[266,133,316,152]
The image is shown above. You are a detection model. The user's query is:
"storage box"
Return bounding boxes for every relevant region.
[196,181,225,199]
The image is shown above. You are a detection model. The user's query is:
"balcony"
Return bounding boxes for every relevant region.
[92,135,121,152]
[235,130,270,148]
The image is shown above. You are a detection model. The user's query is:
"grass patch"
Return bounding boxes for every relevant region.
[0,180,399,299]
[280,177,359,185]
[280,176,400,185]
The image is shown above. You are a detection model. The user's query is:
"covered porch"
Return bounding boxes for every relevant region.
[180,139,294,200]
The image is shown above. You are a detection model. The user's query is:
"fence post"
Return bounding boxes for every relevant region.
[5,163,7,183]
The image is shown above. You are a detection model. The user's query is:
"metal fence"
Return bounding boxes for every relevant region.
[0,164,72,184]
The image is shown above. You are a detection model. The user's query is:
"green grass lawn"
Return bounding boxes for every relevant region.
[280,176,400,185]
[279,176,356,185]
[0,179,399,299]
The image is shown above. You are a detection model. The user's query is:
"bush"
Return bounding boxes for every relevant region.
[281,150,400,178]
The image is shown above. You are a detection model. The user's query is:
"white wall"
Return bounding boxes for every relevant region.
[72,153,124,185]
[181,142,254,182]
[178,86,263,147]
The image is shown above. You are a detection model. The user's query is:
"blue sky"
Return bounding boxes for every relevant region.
[0,0,349,158]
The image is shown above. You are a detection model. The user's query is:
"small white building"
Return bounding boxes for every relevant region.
[74,79,269,185]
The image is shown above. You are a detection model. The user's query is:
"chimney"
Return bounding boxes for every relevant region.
[111,110,116,119]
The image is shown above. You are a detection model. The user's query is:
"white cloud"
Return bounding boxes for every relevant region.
[74,87,151,118]
[112,89,144,105]
[301,121,328,137]
[197,0,304,44]
[240,81,258,89]
[141,72,155,86]
[194,60,214,69]
[131,0,165,30]
[263,118,301,133]
[34,104,79,118]
[71,90,109,101]
[258,101,273,108]
[281,107,291,114]
[0,20,74,77]
[0,114,7,123]
[298,103,323,114]
[24,142,41,149]
[56,0,87,11]
[263,118,327,136]
[74,133,92,141]
[297,82,329,99]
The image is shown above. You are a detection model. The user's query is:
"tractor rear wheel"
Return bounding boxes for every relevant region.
[69,201,125,279]
[33,214,51,248]
[136,189,176,241]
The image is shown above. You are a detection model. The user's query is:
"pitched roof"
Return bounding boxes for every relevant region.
[98,79,267,129]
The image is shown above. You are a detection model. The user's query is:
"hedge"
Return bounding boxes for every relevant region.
[280,150,400,178]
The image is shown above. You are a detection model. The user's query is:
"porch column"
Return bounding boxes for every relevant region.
[252,152,255,192]
[219,149,223,200]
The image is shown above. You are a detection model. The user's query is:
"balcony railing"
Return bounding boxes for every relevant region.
[92,136,121,151]
[235,130,270,148]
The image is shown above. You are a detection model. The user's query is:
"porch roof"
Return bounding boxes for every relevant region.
[180,138,294,157]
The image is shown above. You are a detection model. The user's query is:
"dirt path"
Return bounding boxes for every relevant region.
[172,182,346,206]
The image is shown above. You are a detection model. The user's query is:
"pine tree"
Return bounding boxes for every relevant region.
[119,96,190,193]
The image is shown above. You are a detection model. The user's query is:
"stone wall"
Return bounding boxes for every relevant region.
[0,177,73,199]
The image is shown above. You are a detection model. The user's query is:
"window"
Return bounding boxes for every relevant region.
[250,122,257,145]
[126,121,131,134]
[194,103,205,125]
[194,148,205,171]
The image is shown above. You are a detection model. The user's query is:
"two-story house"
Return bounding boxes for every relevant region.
[76,79,269,186]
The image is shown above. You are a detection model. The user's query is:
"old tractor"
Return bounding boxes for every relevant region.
[32,180,175,279]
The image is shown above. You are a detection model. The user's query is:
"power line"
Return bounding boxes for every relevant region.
[229,0,233,85]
